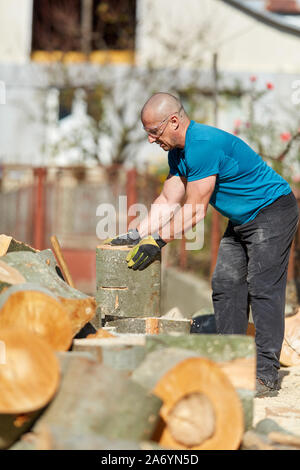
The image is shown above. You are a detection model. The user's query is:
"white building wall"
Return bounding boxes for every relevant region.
[0,0,33,64]
[136,0,300,73]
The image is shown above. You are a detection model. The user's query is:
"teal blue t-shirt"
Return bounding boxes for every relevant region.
[168,120,291,225]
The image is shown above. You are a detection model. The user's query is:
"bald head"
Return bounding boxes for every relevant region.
[141,92,184,122]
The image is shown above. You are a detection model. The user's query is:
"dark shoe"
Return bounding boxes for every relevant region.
[255,378,280,398]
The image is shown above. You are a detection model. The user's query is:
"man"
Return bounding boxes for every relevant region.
[107,92,299,397]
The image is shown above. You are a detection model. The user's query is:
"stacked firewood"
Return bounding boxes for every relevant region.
[1,237,300,450]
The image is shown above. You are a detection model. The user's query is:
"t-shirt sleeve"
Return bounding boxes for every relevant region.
[168,149,181,176]
[186,140,222,182]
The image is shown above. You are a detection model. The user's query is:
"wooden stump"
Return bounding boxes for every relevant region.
[95,245,161,327]
[133,352,244,450]
[31,352,162,443]
[144,334,256,430]
[0,251,96,336]
[0,328,60,449]
[0,284,73,351]
[105,317,191,335]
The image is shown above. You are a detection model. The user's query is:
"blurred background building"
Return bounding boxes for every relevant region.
[0,0,299,315]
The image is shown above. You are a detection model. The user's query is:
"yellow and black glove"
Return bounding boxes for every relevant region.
[103,228,141,246]
[126,234,166,271]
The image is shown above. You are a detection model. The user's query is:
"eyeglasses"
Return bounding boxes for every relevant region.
[143,106,183,138]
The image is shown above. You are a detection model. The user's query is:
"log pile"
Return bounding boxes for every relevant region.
[2,236,300,451]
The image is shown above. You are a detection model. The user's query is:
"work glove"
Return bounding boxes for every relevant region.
[102,228,141,246]
[126,233,166,271]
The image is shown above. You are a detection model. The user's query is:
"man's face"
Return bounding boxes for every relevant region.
[142,110,178,151]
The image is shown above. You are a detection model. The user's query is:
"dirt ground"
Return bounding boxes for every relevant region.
[253,365,300,435]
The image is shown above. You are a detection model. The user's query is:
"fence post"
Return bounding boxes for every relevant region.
[33,167,47,250]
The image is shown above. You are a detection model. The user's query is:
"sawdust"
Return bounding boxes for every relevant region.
[253,365,300,435]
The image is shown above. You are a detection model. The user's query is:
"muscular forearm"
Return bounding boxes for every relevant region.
[136,194,182,239]
[158,198,205,243]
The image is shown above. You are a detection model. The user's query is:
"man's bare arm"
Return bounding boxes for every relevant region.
[136,174,187,238]
[158,175,216,242]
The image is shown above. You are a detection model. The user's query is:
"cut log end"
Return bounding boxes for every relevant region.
[153,357,244,450]
[167,392,216,447]
[0,286,73,351]
[0,260,26,285]
[0,328,60,414]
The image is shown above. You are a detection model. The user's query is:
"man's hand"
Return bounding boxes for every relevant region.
[126,234,166,270]
[103,228,141,246]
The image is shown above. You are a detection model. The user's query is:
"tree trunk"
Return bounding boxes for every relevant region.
[0,284,73,351]
[11,424,163,450]
[133,351,244,450]
[0,251,96,335]
[0,235,36,256]
[0,328,60,449]
[73,336,146,371]
[105,317,191,335]
[31,352,162,443]
[144,334,256,430]
[95,245,161,327]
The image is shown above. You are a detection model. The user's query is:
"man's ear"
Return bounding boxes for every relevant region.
[170,115,179,130]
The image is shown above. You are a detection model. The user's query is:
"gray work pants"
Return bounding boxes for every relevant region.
[212,192,299,384]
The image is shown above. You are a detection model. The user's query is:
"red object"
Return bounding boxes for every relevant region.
[33,167,47,250]
[61,249,96,294]
[280,132,292,142]
[266,0,300,14]
[266,82,274,90]
[250,75,257,82]
[126,168,137,230]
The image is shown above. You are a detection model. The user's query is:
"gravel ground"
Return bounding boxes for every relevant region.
[253,365,300,435]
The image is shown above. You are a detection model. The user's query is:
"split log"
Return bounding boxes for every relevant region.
[0,284,73,351]
[133,351,244,450]
[73,336,146,371]
[0,328,60,449]
[32,352,162,443]
[105,317,191,335]
[95,244,161,327]
[280,309,300,366]
[144,334,256,430]
[15,424,162,450]
[0,251,95,336]
[242,419,300,450]
[0,235,36,256]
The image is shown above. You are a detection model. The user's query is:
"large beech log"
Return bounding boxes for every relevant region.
[105,317,191,335]
[0,328,60,449]
[0,284,73,351]
[73,336,146,371]
[0,234,36,256]
[0,251,95,335]
[31,352,162,443]
[280,309,300,366]
[133,352,244,450]
[12,424,162,450]
[95,244,161,327]
[144,334,255,429]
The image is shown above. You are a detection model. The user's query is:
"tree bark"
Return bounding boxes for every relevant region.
[0,284,73,351]
[31,352,162,443]
[0,235,36,256]
[0,328,60,449]
[0,251,96,336]
[105,317,191,335]
[95,245,161,327]
[73,337,146,371]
